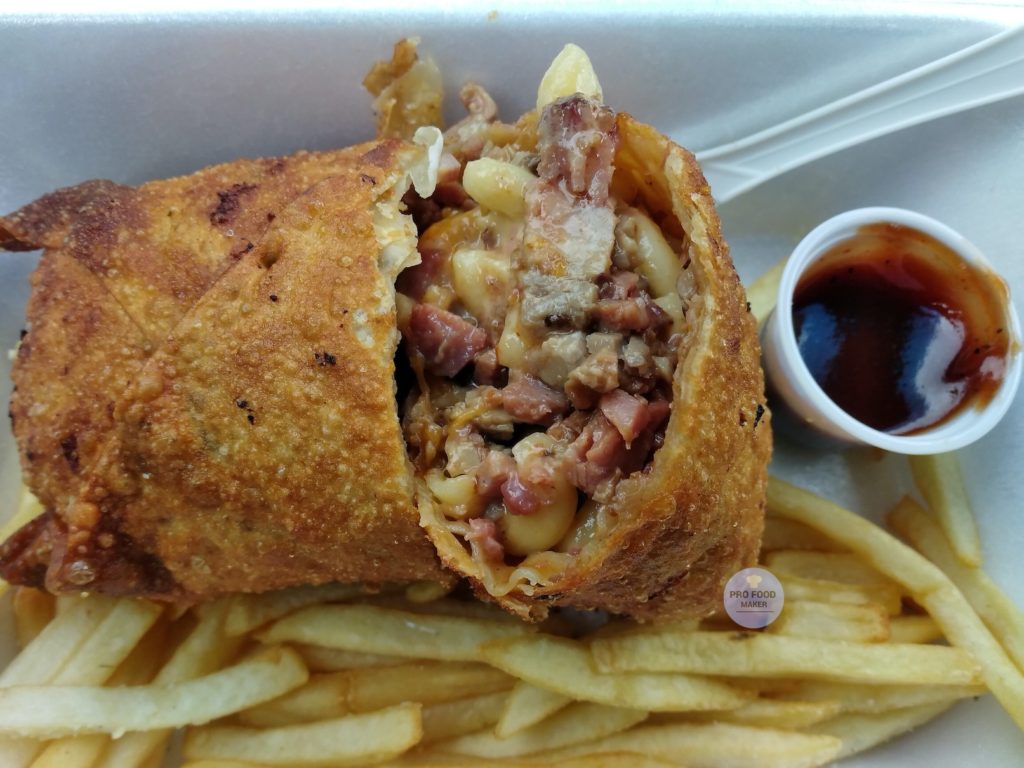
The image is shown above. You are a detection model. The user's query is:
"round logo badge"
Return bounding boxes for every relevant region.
[723,567,784,629]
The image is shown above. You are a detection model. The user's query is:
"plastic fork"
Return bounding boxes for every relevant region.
[695,25,1024,204]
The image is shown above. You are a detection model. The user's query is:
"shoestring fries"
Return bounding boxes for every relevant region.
[0,471,1020,766]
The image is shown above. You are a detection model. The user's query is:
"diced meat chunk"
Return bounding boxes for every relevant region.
[618,398,672,475]
[519,94,620,338]
[474,449,516,501]
[436,152,462,185]
[620,336,658,395]
[397,248,447,301]
[564,412,626,495]
[599,390,651,447]
[537,95,618,204]
[473,348,506,386]
[565,399,672,496]
[501,371,570,426]
[593,295,670,333]
[546,410,590,444]
[467,517,505,562]
[586,332,623,355]
[432,151,472,209]
[565,348,620,409]
[520,272,598,331]
[599,270,641,301]
[501,471,541,516]
[406,304,488,377]
[622,336,654,375]
[535,332,587,388]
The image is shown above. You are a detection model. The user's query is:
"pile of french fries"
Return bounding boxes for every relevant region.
[0,449,1021,768]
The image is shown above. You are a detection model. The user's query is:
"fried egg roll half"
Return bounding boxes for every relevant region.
[1,135,450,597]
[394,46,771,620]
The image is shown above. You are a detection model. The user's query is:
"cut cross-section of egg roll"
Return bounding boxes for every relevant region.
[390,45,771,620]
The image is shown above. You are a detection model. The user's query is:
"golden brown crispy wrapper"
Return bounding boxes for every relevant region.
[2,140,448,597]
[2,148,429,516]
[419,114,771,621]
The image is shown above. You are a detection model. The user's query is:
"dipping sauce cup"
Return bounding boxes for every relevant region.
[761,207,1022,454]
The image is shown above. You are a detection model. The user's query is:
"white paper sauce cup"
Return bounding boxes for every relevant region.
[761,207,1022,454]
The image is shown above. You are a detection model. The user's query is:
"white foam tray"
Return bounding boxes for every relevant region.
[1,2,1022,764]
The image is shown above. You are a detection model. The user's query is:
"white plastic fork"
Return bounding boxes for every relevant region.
[695,25,1024,204]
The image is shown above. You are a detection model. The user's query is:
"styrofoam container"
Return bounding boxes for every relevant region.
[2,3,1023,765]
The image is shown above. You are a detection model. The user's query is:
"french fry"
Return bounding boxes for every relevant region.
[436,703,647,759]
[746,257,786,328]
[390,753,679,767]
[652,698,842,730]
[908,452,982,567]
[224,583,369,636]
[55,595,81,614]
[0,595,117,687]
[0,646,308,739]
[184,702,422,766]
[546,722,842,768]
[761,518,845,553]
[591,631,981,686]
[33,618,171,768]
[404,580,454,603]
[105,617,171,687]
[295,644,407,672]
[809,701,954,760]
[496,682,572,738]
[361,595,519,623]
[767,600,889,642]
[236,662,513,727]
[28,735,108,768]
[888,615,943,645]
[775,575,902,615]
[421,691,509,745]
[257,605,531,662]
[589,618,701,640]
[0,595,121,768]
[764,550,897,588]
[12,588,55,649]
[0,596,162,767]
[480,634,751,711]
[767,680,985,714]
[888,496,1024,671]
[96,600,242,768]
[50,599,163,685]
[767,477,1024,729]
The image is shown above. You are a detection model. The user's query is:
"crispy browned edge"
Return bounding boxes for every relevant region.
[427,113,771,621]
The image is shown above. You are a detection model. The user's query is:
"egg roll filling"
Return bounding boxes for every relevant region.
[397,91,695,592]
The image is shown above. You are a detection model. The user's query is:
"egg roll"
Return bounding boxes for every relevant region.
[1,43,770,621]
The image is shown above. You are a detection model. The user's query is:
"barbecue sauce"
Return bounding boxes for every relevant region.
[792,223,1012,435]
